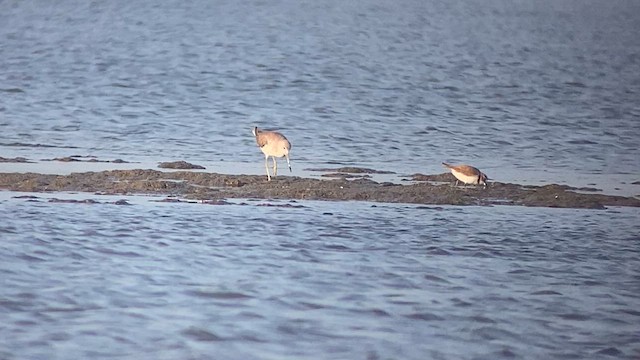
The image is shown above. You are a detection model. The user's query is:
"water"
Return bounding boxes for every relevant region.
[1,193,639,359]
[1,0,639,178]
[1,0,640,359]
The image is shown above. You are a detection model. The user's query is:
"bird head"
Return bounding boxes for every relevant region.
[479,173,488,187]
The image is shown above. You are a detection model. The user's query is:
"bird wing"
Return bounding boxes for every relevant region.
[454,165,480,176]
[256,135,268,147]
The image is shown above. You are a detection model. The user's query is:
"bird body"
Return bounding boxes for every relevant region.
[253,127,291,181]
[442,162,488,187]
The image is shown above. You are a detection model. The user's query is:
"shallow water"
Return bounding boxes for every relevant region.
[1,0,640,359]
[1,0,639,180]
[1,193,639,359]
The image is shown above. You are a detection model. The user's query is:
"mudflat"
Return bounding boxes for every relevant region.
[1,167,638,209]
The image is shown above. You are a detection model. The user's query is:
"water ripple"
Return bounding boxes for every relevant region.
[1,0,640,358]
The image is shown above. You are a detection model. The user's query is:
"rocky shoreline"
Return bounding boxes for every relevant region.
[1,168,638,209]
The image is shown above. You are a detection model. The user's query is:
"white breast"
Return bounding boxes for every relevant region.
[450,169,478,184]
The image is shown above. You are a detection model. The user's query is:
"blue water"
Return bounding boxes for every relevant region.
[1,0,639,176]
[1,194,639,359]
[1,0,640,359]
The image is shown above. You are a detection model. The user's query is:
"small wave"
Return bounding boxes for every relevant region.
[469,315,496,324]
[451,298,473,307]
[93,248,142,257]
[45,306,100,313]
[530,290,562,296]
[109,83,134,88]
[507,269,528,274]
[564,81,587,88]
[17,254,46,262]
[354,308,391,317]
[595,347,623,356]
[298,301,327,310]
[567,139,598,145]
[181,327,223,342]
[615,309,640,317]
[322,244,352,251]
[405,312,444,321]
[471,251,493,258]
[557,313,589,321]
[491,139,514,146]
[0,88,25,93]
[0,142,79,149]
[472,326,521,341]
[185,290,252,300]
[423,274,450,283]
[426,247,451,256]
[436,85,460,92]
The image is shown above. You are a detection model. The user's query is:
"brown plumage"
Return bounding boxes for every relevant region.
[442,162,488,187]
[253,126,291,181]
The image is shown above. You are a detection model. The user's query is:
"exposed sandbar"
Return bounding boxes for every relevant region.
[1,169,638,209]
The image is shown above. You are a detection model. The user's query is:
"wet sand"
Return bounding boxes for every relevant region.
[1,167,638,209]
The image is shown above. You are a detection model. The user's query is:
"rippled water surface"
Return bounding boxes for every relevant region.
[1,1,640,359]
[1,194,639,359]
[1,0,639,178]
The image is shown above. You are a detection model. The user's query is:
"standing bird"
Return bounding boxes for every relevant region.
[252,126,292,181]
[442,162,488,188]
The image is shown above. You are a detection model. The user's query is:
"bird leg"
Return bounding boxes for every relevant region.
[272,156,277,177]
[264,155,271,181]
[286,154,291,172]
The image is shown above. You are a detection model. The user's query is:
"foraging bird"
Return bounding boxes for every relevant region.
[252,126,291,181]
[442,162,488,188]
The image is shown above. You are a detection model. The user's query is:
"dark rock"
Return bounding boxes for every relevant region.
[0,170,638,209]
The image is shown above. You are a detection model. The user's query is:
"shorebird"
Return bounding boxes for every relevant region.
[442,162,488,188]
[252,126,291,181]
